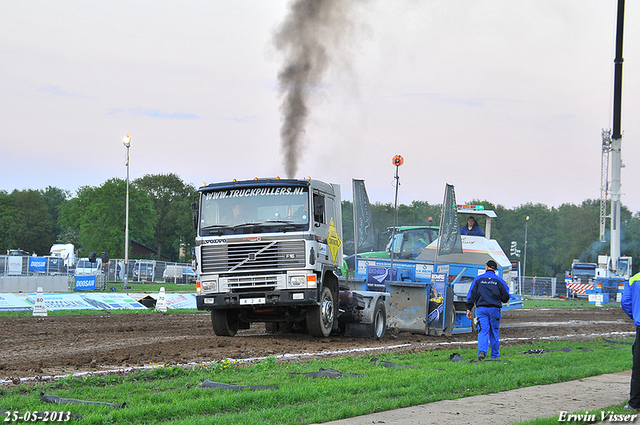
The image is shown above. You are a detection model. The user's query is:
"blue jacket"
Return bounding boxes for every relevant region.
[621,272,640,326]
[461,225,485,237]
[466,269,510,310]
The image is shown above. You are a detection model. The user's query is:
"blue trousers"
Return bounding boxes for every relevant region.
[476,306,502,359]
[630,327,640,408]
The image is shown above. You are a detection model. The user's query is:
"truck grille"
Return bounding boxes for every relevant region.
[201,240,306,274]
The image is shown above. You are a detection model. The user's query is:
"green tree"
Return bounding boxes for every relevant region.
[39,186,72,243]
[0,190,18,252]
[58,178,154,258]
[4,189,55,255]
[134,173,197,261]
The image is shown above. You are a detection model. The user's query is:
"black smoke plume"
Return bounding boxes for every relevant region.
[274,0,365,178]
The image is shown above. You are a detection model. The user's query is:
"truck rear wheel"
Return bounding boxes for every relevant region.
[372,299,386,338]
[306,286,334,337]
[211,310,239,336]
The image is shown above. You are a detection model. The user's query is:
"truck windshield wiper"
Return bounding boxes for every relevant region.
[231,222,265,229]
[262,219,294,224]
[201,224,229,230]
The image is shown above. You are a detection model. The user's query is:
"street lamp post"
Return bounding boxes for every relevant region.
[522,215,529,294]
[389,155,404,283]
[123,135,131,289]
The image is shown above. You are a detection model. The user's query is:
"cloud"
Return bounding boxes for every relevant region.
[38,85,83,97]
[229,115,258,123]
[106,108,199,119]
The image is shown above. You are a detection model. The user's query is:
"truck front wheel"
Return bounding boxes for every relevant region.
[306,286,334,337]
[211,310,239,337]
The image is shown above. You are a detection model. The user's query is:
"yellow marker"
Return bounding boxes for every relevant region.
[327,217,342,265]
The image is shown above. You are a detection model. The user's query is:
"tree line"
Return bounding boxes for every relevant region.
[1,176,638,279]
[0,174,197,262]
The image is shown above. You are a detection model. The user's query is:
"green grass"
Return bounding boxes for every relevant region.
[521,297,617,309]
[2,338,633,425]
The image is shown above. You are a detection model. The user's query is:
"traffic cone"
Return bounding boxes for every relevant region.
[33,287,47,317]
[156,287,167,312]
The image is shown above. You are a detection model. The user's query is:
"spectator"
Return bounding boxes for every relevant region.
[466,259,510,360]
[621,272,640,410]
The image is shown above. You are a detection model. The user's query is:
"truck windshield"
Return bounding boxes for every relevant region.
[200,186,309,234]
[387,228,439,259]
[572,264,596,278]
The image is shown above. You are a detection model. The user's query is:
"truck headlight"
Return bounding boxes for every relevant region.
[289,276,305,287]
[201,280,217,293]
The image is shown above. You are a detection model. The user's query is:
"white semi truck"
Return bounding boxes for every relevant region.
[193,178,386,338]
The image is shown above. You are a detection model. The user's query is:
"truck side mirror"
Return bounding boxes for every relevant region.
[191,202,199,231]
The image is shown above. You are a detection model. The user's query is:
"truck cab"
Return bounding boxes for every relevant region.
[194,178,344,337]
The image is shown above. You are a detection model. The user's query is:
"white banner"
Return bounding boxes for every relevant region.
[8,256,22,275]
[0,293,32,311]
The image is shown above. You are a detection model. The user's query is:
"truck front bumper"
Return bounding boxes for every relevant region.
[196,289,319,310]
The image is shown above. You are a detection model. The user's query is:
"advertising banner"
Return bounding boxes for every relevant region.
[353,179,375,254]
[8,256,22,275]
[79,293,147,310]
[0,293,32,311]
[25,293,97,310]
[0,291,194,311]
[29,257,47,272]
[438,184,463,256]
[74,275,97,291]
[427,272,447,330]
[165,293,197,309]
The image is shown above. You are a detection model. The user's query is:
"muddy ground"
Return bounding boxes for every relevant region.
[0,306,635,383]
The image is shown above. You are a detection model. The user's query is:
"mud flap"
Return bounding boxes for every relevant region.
[444,286,455,336]
[343,322,377,338]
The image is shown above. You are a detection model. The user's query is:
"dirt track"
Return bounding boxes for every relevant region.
[0,306,635,383]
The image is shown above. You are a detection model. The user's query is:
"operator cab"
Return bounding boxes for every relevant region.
[457,204,496,239]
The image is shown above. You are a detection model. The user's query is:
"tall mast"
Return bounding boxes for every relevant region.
[609,0,625,271]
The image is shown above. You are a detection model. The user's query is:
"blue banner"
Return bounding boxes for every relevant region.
[74,275,96,291]
[29,257,47,272]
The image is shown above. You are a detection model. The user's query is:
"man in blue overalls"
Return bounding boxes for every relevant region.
[621,272,640,410]
[466,260,510,360]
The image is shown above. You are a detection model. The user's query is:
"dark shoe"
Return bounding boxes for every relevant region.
[478,352,486,361]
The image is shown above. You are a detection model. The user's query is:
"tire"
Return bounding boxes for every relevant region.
[211,309,239,336]
[306,286,335,337]
[265,322,278,334]
[371,299,386,338]
[265,322,292,334]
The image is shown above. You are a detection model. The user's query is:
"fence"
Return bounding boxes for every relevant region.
[0,255,194,284]
[515,276,559,297]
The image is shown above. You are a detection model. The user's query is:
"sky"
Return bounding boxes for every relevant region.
[2,0,640,214]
